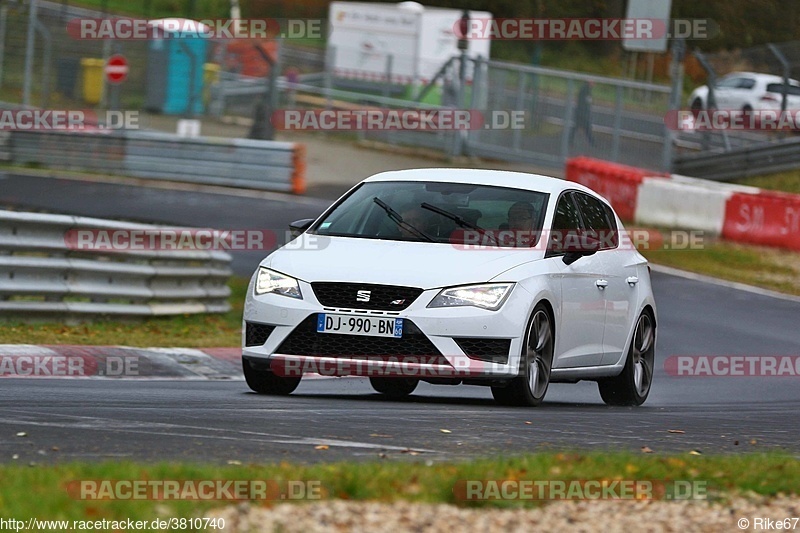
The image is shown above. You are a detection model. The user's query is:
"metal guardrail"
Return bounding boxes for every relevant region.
[4,129,306,194]
[0,210,232,317]
[673,137,800,181]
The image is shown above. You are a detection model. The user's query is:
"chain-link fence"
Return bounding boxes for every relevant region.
[1,1,152,111]
[675,40,800,157]
[307,52,673,172]
[3,1,679,173]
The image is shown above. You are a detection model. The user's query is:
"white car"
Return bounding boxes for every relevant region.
[242,169,657,406]
[689,71,800,112]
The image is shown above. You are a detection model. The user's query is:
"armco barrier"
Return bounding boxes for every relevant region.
[722,191,800,251]
[565,157,668,221]
[7,130,306,194]
[0,210,232,317]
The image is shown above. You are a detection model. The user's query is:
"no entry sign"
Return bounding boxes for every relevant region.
[105,54,129,84]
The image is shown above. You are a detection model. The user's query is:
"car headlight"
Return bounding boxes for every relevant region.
[427,283,514,311]
[254,267,302,299]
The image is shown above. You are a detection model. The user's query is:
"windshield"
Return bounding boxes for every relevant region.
[312,181,549,247]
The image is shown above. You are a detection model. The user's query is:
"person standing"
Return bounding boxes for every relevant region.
[570,80,595,147]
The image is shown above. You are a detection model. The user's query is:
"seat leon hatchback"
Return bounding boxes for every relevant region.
[242,169,657,406]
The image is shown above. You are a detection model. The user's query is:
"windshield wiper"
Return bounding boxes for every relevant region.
[420,202,498,245]
[373,197,435,242]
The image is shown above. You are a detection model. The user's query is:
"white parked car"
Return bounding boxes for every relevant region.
[242,169,657,406]
[689,71,800,112]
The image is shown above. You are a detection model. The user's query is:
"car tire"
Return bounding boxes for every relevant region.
[370,377,418,398]
[243,359,301,395]
[491,304,554,407]
[598,311,655,406]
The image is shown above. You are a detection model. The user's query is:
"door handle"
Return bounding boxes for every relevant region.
[626,276,639,286]
[595,279,608,290]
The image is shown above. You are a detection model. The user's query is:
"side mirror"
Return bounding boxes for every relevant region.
[288,218,315,238]
[561,235,601,265]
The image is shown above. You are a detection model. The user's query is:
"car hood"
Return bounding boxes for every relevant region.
[264,235,544,289]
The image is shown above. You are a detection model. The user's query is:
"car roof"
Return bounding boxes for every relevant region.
[363,168,599,197]
[722,71,800,85]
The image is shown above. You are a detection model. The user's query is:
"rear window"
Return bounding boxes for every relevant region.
[766,83,800,96]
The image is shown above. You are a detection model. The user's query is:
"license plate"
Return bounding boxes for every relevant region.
[316,314,403,338]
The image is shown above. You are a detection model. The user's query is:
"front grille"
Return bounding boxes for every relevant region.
[454,338,512,364]
[311,282,423,311]
[245,322,276,347]
[276,315,449,364]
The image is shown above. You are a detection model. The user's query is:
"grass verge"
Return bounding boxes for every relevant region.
[0,453,798,518]
[734,169,800,195]
[639,231,800,296]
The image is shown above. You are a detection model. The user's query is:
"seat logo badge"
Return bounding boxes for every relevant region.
[356,290,371,302]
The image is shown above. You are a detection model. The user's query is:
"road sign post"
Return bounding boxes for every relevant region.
[105,54,128,111]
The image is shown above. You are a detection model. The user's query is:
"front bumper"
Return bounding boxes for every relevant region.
[242,279,530,380]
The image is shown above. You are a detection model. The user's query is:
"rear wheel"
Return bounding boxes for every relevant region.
[243,359,301,395]
[491,305,554,407]
[598,311,655,406]
[370,377,418,398]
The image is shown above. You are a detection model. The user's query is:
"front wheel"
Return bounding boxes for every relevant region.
[598,311,655,406]
[243,359,301,395]
[370,377,418,398]
[491,305,554,407]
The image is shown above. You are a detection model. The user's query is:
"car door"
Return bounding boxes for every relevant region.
[712,75,740,109]
[549,192,606,368]
[572,192,640,365]
[729,76,756,110]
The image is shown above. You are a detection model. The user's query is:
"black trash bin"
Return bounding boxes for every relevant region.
[56,58,81,98]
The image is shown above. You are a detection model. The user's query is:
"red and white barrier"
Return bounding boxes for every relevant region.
[565,157,800,252]
[564,157,668,221]
[722,190,800,250]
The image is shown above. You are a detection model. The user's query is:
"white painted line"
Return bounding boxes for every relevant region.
[650,264,800,304]
[0,411,441,454]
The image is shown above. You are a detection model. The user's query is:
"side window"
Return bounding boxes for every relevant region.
[737,78,756,90]
[574,192,617,250]
[548,192,581,255]
[715,76,740,89]
[602,203,619,248]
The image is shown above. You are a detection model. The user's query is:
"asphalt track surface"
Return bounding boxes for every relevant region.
[1,172,799,463]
